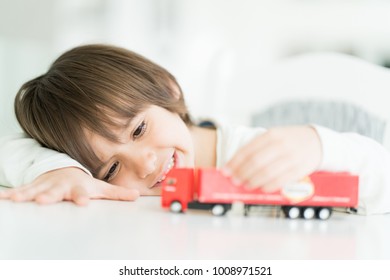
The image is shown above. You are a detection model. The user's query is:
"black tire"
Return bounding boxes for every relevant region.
[282,206,301,219]
[211,204,228,216]
[170,201,183,213]
[316,207,332,220]
[302,207,316,219]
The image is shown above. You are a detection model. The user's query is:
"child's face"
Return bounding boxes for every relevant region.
[87,105,195,195]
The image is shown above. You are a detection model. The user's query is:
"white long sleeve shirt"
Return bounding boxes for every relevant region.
[0,133,91,187]
[1,125,390,215]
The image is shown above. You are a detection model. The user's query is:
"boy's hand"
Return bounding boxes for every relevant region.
[222,126,322,192]
[0,167,139,205]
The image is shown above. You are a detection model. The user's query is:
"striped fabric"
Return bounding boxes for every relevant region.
[251,100,386,144]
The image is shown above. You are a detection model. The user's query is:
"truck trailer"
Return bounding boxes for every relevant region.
[161,168,359,219]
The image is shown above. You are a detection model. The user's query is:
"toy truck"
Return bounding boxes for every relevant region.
[161,168,359,220]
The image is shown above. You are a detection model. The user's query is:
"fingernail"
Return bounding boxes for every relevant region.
[231,177,242,186]
[221,167,231,177]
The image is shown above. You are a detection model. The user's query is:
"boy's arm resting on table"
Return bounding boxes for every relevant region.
[0,134,139,204]
[313,125,390,215]
[0,133,91,187]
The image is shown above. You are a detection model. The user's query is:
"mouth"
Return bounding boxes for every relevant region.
[150,152,176,188]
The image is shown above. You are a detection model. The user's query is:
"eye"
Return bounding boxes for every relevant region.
[133,120,147,139]
[103,161,119,182]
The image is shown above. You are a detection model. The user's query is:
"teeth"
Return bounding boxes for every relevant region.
[157,156,175,183]
[167,156,174,170]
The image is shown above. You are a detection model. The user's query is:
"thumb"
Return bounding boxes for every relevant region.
[91,179,140,201]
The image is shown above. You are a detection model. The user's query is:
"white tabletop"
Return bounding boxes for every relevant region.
[1,193,390,260]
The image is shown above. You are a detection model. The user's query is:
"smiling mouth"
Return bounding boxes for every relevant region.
[151,154,175,188]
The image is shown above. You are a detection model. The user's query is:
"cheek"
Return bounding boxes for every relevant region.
[153,120,193,151]
[173,123,194,149]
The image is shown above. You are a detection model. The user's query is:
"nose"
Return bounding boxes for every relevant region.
[134,149,157,179]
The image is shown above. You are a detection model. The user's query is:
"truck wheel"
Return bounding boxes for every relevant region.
[316,207,332,220]
[302,207,315,219]
[170,201,183,213]
[284,206,300,219]
[211,204,226,216]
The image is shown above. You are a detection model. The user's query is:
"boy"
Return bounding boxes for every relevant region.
[1,44,390,215]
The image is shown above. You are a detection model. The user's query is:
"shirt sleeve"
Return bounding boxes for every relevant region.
[0,133,91,187]
[313,125,390,215]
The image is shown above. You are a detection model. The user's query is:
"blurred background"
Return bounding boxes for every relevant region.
[2,0,390,137]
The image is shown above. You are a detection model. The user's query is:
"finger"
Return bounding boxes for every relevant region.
[71,186,89,206]
[34,182,82,204]
[93,180,140,201]
[35,187,67,205]
[0,189,13,199]
[262,166,310,193]
[229,141,285,185]
[9,183,48,202]
[0,185,34,199]
[245,155,295,189]
[34,184,90,206]
[223,133,272,175]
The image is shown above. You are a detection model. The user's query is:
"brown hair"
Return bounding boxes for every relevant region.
[15,44,193,176]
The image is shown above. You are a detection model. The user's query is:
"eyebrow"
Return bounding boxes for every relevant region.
[95,162,109,180]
